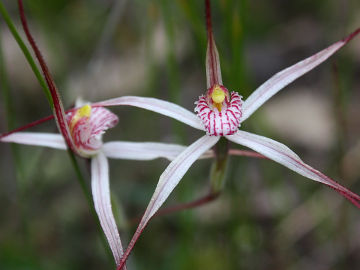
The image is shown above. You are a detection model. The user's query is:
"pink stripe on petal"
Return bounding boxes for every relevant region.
[242,28,360,122]
[195,92,242,136]
[91,152,126,267]
[89,107,118,136]
[226,131,360,208]
[116,135,219,269]
[66,106,118,157]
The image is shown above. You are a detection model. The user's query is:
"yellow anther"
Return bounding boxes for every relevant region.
[70,104,92,132]
[211,85,225,111]
[77,104,92,118]
[211,86,226,104]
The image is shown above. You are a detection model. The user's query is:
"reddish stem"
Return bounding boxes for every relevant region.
[129,192,220,226]
[0,107,80,140]
[155,191,220,217]
[229,149,267,159]
[117,193,220,269]
[17,0,76,153]
[205,0,212,39]
[0,114,54,139]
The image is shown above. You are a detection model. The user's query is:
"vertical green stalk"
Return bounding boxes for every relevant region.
[210,137,229,193]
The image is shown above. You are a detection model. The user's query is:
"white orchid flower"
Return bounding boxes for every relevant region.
[0,102,196,266]
[2,2,264,266]
[3,1,360,269]
[111,2,360,268]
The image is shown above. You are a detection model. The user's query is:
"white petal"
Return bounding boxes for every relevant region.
[92,96,204,131]
[0,132,67,150]
[138,135,219,221]
[242,29,360,122]
[103,141,187,161]
[226,131,360,208]
[117,135,219,268]
[91,152,125,266]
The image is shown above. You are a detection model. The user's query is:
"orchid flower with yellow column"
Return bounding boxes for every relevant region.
[0,1,204,267]
[112,1,360,268]
[1,99,196,267]
[2,1,255,266]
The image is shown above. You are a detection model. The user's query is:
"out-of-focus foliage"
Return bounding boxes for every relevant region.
[0,0,360,269]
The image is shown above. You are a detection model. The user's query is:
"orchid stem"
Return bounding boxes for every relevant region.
[0,1,52,106]
[210,137,229,192]
[17,0,77,154]
[67,150,113,262]
[155,191,220,218]
[128,191,220,226]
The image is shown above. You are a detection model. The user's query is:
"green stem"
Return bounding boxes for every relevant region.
[0,1,52,107]
[210,137,229,193]
[67,150,113,262]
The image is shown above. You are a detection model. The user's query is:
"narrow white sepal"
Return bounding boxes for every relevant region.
[0,132,67,150]
[142,135,219,222]
[92,96,204,131]
[103,141,188,161]
[118,135,219,267]
[122,135,219,261]
[242,35,356,122]
[226,131,359,196]
[102,141,214,161]
[91,152,125,267]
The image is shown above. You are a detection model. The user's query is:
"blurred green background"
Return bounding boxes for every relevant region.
[1,0,360,269]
